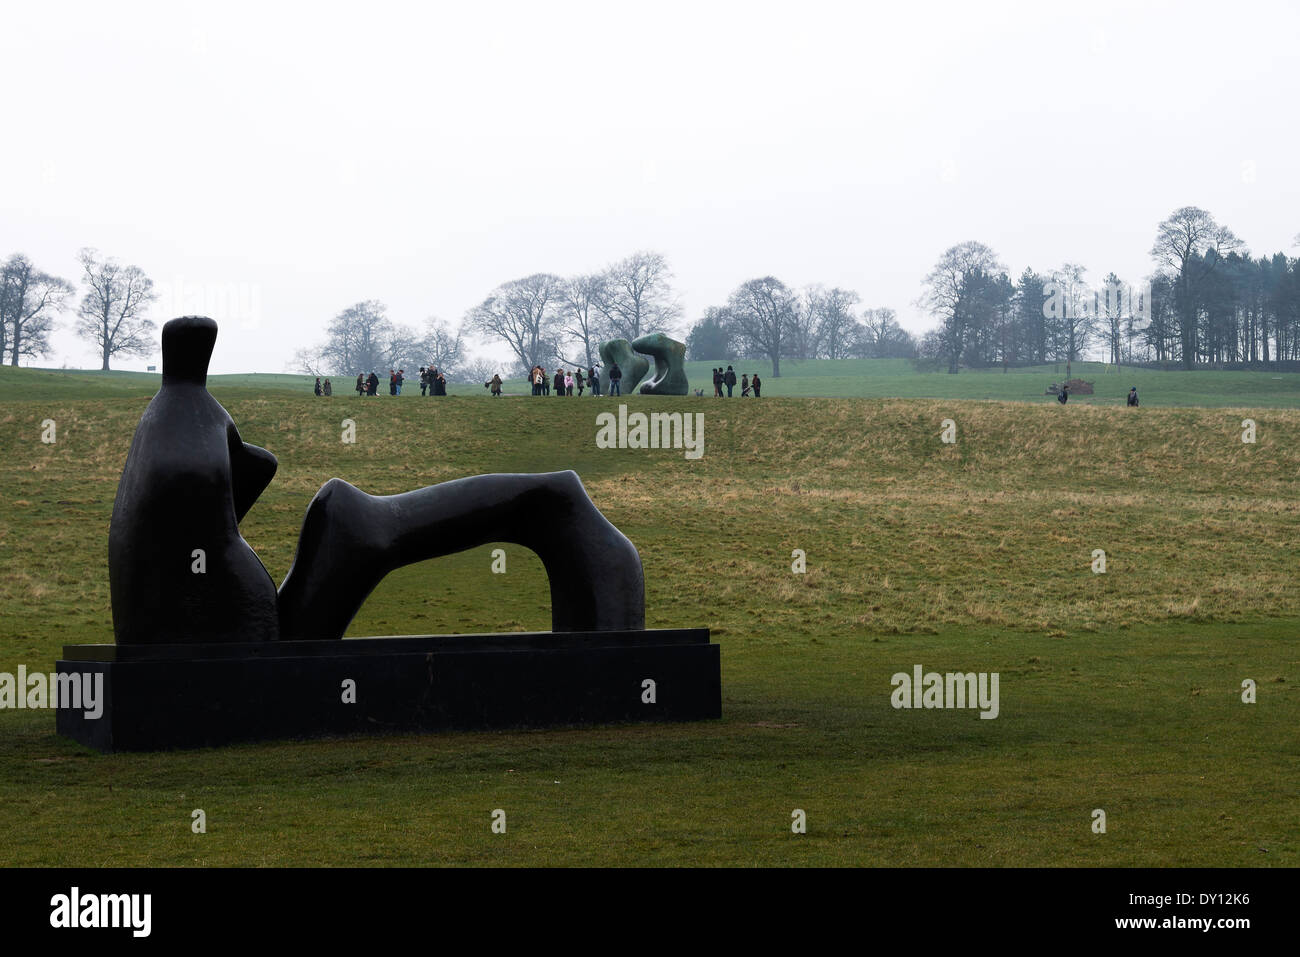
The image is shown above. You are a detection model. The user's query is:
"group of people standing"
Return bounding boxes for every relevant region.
[527,365,615,397]
[710,365,761,398]
[339,366,448,397]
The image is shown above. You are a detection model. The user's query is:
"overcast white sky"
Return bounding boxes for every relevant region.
[3,0,1298,373]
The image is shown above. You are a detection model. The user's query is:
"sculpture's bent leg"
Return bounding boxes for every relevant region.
[597,339,650,393]
[277,470,644,640]
[632,333,689,395]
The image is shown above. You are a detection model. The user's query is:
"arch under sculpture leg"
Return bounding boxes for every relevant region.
[277,470,644,640]
[597,339,650,393]
[632,332,689,395]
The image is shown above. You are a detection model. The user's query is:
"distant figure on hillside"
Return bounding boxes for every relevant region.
[1057,385,1069,404]
[419,367,428,396]
[314,377,322,396]
[741,374,750,397]
[712,367,723,397]
[553,369,565,397]
[575,368,585,396]
[487,373,503,396]
[367,371,379,396]
[724,365,737,397]
[1127,386,1139,407]
[609,362,623,396]
[588,366,600,396]
[751,373,762,398]
[565,370,574,396]
[356,373,365,397]
[323,378,332,396]
[531,366,543,396]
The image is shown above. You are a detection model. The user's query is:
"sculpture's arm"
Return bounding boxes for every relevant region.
[227,424,278,524]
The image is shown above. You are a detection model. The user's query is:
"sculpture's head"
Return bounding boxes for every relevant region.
[161,315,218,386]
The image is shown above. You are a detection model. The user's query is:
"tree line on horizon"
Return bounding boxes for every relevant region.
[8,205,1299,379]
[915,207,1300,375]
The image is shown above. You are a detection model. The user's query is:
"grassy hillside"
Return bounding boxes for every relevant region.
[0,392,1295,865]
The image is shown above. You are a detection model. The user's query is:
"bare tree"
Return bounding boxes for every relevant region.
[418,317,464,376]
[456,356,501,386]
[806,286,861,359]
[594,251,681,342]
[1,254,74,365]
[919,241,1005,373]
[784,287,821,360]
[727,276,799,376]
[466,273,562,373]
[1098,270,1125,368]
[290,346,327,376]
[1044,262,1097,381]
[75,249,158,370]
[313,300,395,375]
[1151,206,1242,367]
[557,273,606,370]
[856,307,916,358]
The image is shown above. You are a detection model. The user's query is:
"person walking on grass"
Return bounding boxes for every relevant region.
[323,378,332,396]
[751,373,761,397]
[589,366,600,396]
[487,373,503,396]
[565,370,574,396]
[712,367,722,397]
[1127,386,1139,407]
[741,373,750,397]
[609,362,622,396]
[356,373,365,397]
[1057,384,1069,404]
[575,367,585,396]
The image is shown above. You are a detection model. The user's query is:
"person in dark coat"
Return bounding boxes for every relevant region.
[419,367,428,396]
[1057,385,1069,404]
[741,374,750,397]
[367,371,379,396]
[588,366,600,396]
[553,369,565,397]
[314,377,322,396]
[575,368,585,396]
[323,378,332,396]
[356,373,365,397]
[724,365,737,397]
[608,362,622,396]
[1127,387,1139,407]
[751,373,761,397]
[435,370,446,396]
[487,374,503,396]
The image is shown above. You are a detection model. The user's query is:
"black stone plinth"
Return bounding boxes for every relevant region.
[55,629,719,753]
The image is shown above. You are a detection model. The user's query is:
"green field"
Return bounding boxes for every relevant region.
[0,368,1296,865]
[6,358,1300,409]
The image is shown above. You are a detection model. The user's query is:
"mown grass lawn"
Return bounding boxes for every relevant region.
[0,382,1295,865]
